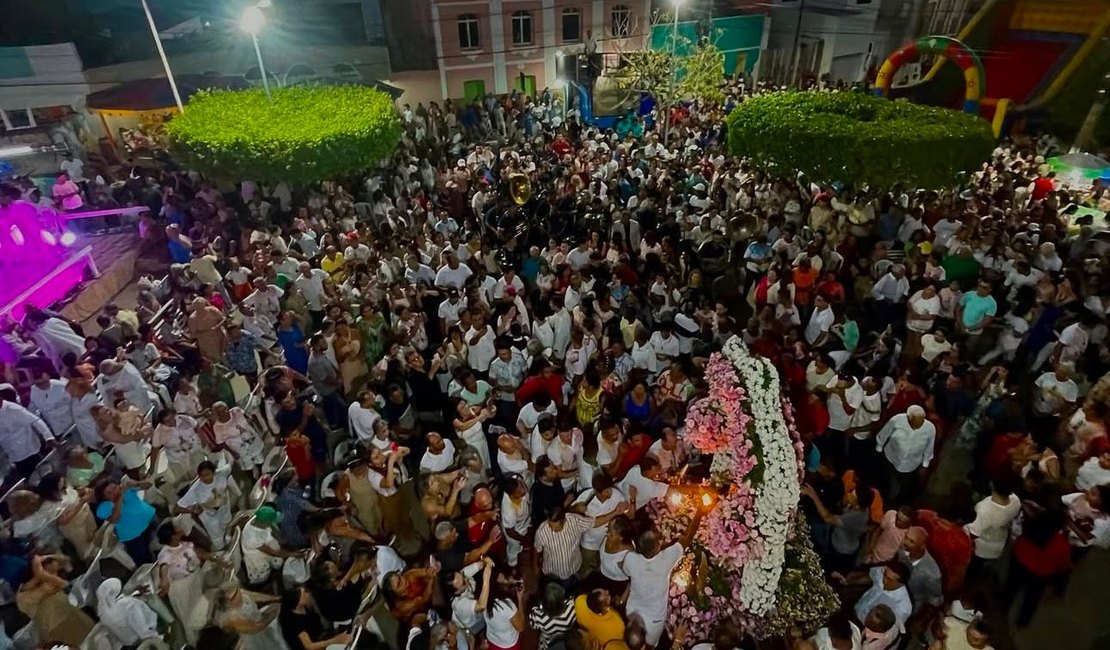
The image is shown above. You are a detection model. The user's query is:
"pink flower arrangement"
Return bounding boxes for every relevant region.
[684,354,751,455]
[780,396,807,482]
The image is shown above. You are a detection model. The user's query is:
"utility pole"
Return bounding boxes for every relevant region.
[789,0,806,87]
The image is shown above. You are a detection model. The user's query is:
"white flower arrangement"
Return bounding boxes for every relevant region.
[721,336,801,616]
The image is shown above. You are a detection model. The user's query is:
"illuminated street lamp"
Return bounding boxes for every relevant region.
[241,5,272,102]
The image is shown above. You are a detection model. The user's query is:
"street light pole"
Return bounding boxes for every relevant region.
[242,6,272,102]
[140,0,185,112]
[666,0,685,146]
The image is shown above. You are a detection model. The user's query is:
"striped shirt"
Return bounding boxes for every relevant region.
[527,600,577,650]
[533,513,594,580]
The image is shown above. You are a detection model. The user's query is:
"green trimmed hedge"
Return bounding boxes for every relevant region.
[166,86,402,185]
[726,92,995,189]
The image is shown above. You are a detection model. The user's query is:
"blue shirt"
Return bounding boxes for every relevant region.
[96,488,156,542]
[226,331,260,374]
[168,238,192,264]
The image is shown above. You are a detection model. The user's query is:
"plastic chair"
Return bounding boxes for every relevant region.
[333,439,351,467]
[12,620,38,650]
[321,471,341,499]
[81,623,119,650]
[68,549,103,609]
[90,522,138,571]
[262,447,288,474]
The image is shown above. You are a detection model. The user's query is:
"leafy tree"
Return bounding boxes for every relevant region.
[166,85,402,185]
[726,91,996,190]
[612,35,725,142]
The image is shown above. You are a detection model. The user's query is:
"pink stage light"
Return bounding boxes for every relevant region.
[10,226,24,246]
[41,231,57,246]
[60,232,77,246]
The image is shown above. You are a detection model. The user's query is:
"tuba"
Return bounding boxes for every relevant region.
[509,173,532,205]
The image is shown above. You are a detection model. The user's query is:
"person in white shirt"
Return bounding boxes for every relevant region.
[420,432,456,473]
[875,405,936,505]
[905,285,941,336]
[1033,320,1090,372]
[574,474,627,574]
[920,330,954,363]
[871,266,909,324]
[500,476,532,567]
[827,374,864,440]
[648,325,680,369]
[293,262,330,316]
[1031,364,1078,418]
[647,427,688,474]
[29,374,73,435]
[465,315,497,374]
[348,390,382,444]
[435,253,473,291]
[619,457,672,510]
[847,564,913,634]
[805,295,836,346]
[965,479,1020,561]
[0,387,55,478]
[623,507,706,647]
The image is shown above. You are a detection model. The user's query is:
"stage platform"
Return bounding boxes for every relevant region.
[0,231,142,323]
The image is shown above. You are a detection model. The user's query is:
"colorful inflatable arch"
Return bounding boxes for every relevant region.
[873,36,986,115]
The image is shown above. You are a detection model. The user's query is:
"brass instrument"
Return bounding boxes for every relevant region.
[509,173,532,205]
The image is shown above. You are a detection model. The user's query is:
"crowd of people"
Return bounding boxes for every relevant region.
[0,80,1107,650]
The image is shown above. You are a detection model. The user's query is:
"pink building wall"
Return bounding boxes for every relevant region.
[391,0,652,104]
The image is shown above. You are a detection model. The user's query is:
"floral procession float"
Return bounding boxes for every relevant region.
[653,336,838,641]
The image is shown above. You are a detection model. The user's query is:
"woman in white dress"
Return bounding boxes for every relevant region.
[452,397,496,475]
[95,578,161,648]
[156,523,208,646]
[215,585,289,650]
[212,401,266,477]
[175,460,234,551]
[151,408,204,487]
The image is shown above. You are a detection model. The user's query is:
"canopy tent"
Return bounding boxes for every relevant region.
[86,75,249,116]
[1047,152,1110,190]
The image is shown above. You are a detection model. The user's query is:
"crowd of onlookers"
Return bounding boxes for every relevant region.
[0,79,1105,650]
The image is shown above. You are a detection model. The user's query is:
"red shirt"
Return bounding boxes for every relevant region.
[552,139,572,157]
[285,437,316,481]
[613,434,653,481]
[1032,176,1055,201]
[1014,532,1071,577]
[797,396,830,438]
[516,374,564,407]
[984,433,1025,481]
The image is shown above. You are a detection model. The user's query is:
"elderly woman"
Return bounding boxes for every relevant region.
[212,401,266,477]
[96,577,161,647]
[7,490,63,549]
[151,407,204,486]
[65,446,106,489]
[215,585,286,650]
[187,296,227,362]
[156,523,209,645]
[174,460,235,551]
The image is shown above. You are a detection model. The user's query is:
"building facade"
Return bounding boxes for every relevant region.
[393,0,651,104]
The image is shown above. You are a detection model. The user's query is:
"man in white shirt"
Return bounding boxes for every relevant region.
[437,290,467,334]
[871,265,909,323]
[1031,364,1078,438]
[848,564,914,633]
[566,240,592,271]
[648,325,681,368]
[624,509,705,646]
[420,431,456,473]
[435,252,473,291]
[827,374,864,446]
[29,374,73,435]
[293,263,330,324]
[348,390,381,444]
[1033,320,1090,372]
[876,405,936,505]
[805,295,836,346]
[965,479,1020,561]
[0,387,55,478]
[905,285,941,335]
[574,474,627,574]
[619,457,671,510]
[465,314,496,374]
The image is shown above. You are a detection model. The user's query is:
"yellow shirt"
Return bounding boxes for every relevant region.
[321,254,346,282]
[574,595,624,647]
